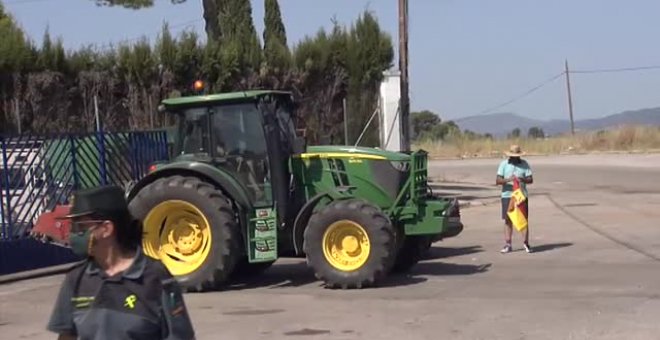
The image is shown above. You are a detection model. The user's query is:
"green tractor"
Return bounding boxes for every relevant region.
[126,89,463,291]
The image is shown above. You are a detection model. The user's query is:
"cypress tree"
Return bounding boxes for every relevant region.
[217,0,262,73]
[263,0,287,47]
[263,0,290,70]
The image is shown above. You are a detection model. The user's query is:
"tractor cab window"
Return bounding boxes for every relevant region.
[210,103,271,204]
[179,108,210,155]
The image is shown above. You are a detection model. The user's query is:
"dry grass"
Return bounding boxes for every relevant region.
[415,125,660,159]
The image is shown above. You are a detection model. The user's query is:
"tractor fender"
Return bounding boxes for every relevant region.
[126,161,253,211]
[292,192,332,255]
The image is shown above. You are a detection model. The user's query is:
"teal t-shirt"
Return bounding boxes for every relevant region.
[497,159,533,198]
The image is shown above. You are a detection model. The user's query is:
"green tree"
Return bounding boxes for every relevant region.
[292,23,350,143]
[509,127,521,138]
[91,0,218,44]
[0,2,33,132]
[411,110,441,140]
[263,0,291,71]
[0,3,31,74]
[344,11,394,146]
[263,0,287,46]
[528,126,545,139]
[217,0,262,83]
[2,2,392,140]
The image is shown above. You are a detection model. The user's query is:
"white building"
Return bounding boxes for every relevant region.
[378,70,403,152]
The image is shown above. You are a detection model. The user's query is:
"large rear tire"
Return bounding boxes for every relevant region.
[303,199,397,289]
[128,175,240,292]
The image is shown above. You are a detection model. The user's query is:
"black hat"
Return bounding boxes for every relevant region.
[62,185,129,220]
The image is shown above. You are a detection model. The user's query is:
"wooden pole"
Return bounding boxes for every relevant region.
[564,59,575,135]
[398,0,411,151]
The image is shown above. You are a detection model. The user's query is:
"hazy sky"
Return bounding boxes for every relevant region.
[4,0,660,121]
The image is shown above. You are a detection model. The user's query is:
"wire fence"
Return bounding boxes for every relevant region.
[0,130,169,241]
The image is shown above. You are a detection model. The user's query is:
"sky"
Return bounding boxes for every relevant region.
[3,0,660,121]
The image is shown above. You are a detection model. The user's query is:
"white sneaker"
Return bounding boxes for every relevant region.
[500,244,512,253]
[523,243,533,253]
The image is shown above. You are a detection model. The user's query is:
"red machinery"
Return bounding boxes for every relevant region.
[30,205,73,247]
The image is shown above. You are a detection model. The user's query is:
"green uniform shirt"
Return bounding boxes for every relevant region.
[47,248,195,340]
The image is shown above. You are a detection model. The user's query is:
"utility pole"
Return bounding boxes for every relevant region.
[564,59,575,136]
[398,0,411,151]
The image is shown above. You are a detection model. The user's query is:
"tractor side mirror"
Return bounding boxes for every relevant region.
[293,137,306,154]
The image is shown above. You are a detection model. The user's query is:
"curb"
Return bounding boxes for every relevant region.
[0,262,77,285]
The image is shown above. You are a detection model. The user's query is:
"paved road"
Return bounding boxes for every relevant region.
[1,154,659,339]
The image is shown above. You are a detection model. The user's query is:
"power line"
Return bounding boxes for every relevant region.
[570,64,660,74]
[3,0,54,5]
[79,19,203,51]
[473,72,565,116]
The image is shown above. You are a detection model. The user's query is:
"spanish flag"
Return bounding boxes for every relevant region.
[507,177,528,231]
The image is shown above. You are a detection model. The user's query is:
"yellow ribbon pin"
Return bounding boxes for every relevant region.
[124,294,137,309]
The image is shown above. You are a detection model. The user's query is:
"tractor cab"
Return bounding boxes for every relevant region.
[161,90,303,209]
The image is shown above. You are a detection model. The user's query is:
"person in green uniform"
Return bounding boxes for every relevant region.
[46,185,196,340]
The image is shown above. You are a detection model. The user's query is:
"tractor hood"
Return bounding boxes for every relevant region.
[303,145,411,162]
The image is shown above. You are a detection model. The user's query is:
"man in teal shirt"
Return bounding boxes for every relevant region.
[496,145,534,253]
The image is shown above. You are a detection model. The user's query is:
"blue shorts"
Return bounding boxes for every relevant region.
[501,197,529,220]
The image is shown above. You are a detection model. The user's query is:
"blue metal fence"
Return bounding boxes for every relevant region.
[0,130,169,275]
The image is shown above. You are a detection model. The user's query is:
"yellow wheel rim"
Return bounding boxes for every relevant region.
[322,220,371,271]
[142,200,212,276]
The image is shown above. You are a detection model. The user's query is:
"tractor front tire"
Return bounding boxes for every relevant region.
[303,199,397,289]
[128,175,240,292]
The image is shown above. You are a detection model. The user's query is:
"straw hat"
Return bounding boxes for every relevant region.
[505,144,526,157]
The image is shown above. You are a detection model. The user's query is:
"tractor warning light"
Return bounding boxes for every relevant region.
[193,80,204,92]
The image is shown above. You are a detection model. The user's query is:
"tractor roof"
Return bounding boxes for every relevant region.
[161,90,292,108]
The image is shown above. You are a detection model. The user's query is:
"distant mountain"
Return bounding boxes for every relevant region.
[454,113,544,137]
[454,107,660,137]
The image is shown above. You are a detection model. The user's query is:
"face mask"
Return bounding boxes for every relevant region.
[69,228,96,258]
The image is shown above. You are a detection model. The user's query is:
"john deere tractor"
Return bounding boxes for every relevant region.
[126,89,463,292]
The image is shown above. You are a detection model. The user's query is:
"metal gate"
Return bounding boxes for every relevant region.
[0,130,169,275]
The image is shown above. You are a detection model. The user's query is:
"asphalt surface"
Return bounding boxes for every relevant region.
[1,154,659,339]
